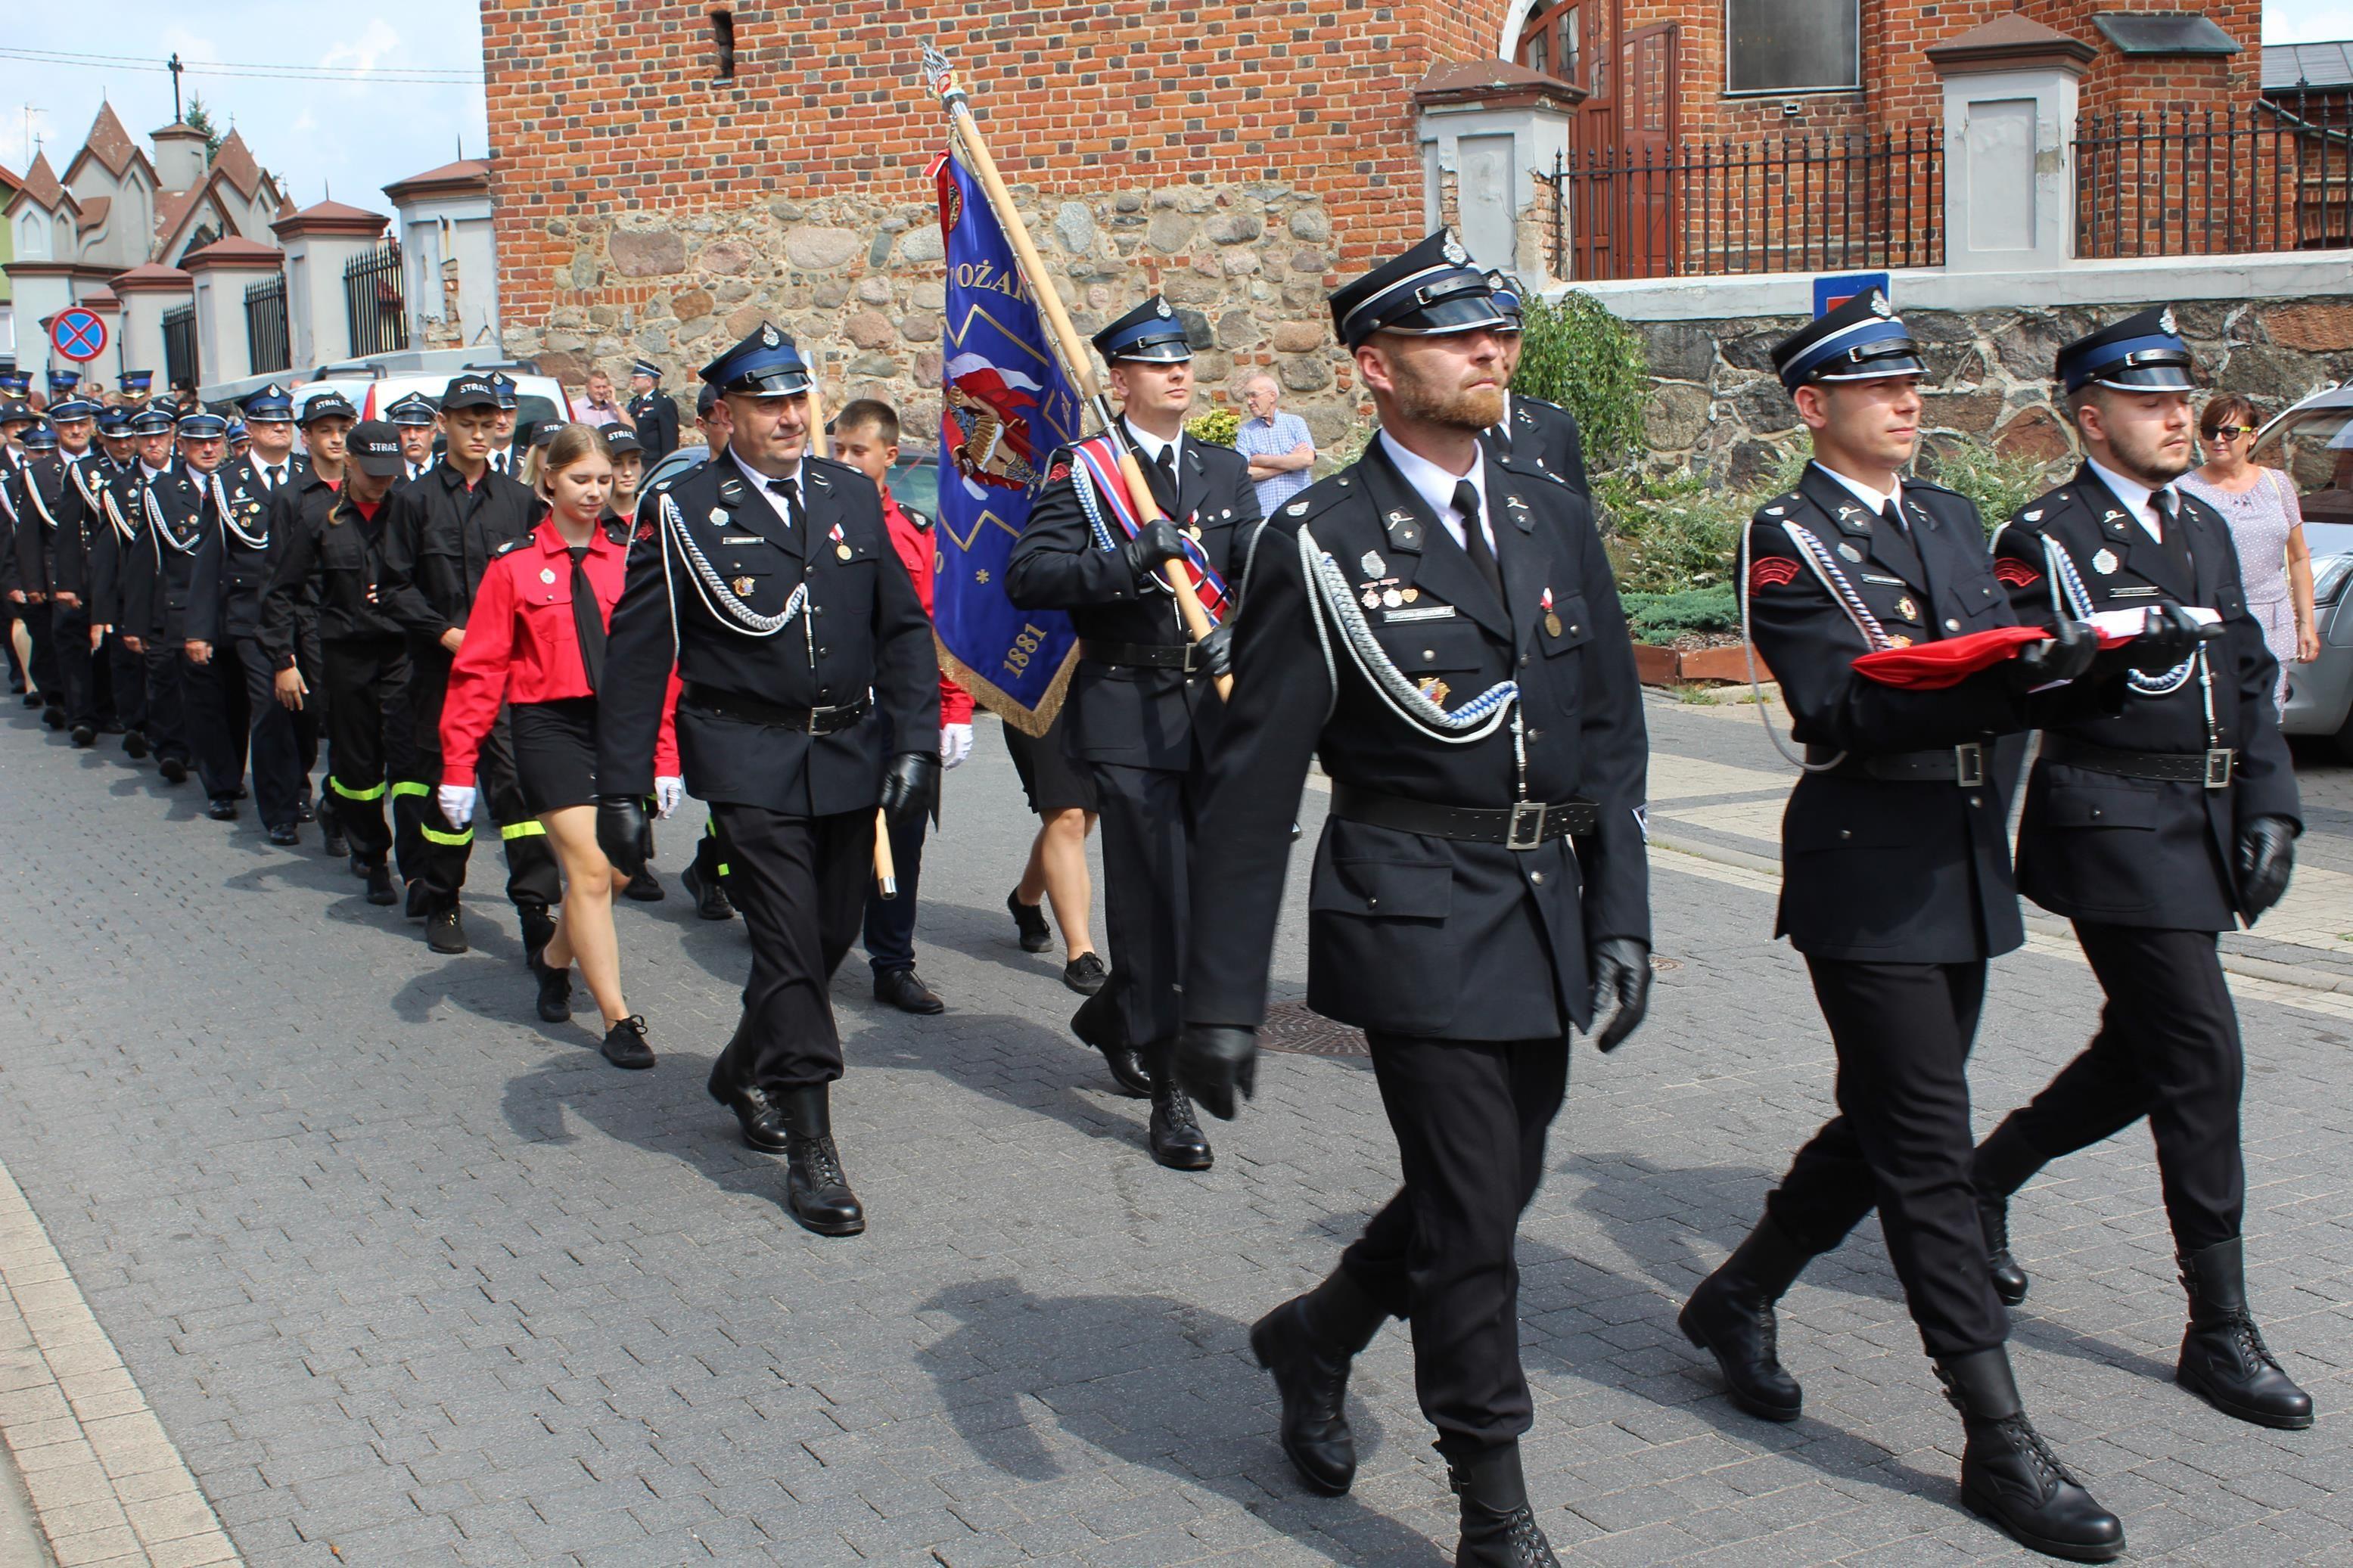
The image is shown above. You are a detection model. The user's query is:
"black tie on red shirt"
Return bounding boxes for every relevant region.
[568,545,606,692]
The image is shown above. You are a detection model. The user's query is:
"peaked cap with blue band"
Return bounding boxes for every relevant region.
[631,359,663,380]
[97,407,132,437]
[118,369,153,395]
[1770,288,1926,392]
[488,373,519,410]
[0,371,30,397]
[2056,306,2196,394]
[1092,297,1192,365]
[45,398,99,424]
[176,411,229,439]
[128,407,176,436]
[700,322,813,395]
[0,401,33,426]
[385,391,437,427]
[1329,230,1508,349]
[242,383,296,420]
[1486,270,1528,331]
[20,423,58,453]
[46,368,79,396]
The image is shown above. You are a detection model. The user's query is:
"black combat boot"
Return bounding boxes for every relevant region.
[1972,1113,2043,1307]
[1249,1269,1387,1495]
[1679,1215,1810,1421]
[1939,1349,2125,1562]
[518,903,558,967]
[1143,1040,1212,1171]
[1445,1443,1559,1567]
[2176,1237,2313,1429]
[681,858,734,921]
[778,1086,866,1237]
[1071,990,1149,1098]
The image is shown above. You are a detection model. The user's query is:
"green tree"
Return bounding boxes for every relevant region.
[1509,290,1649,470]
[183,95,225,163]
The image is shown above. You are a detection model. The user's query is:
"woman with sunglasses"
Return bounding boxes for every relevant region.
[2180,393,2313,709]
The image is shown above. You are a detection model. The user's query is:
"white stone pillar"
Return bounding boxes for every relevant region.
[1413,61,1584,281]
[180,240,284,392]
[272,203,390,370]
[1926,17,2096,273]
[109,266,193,390]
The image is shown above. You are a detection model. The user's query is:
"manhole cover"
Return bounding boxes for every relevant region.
[1261,1002,1370,1057]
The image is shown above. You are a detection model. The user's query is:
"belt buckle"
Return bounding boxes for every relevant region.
[1953,742,1985,788]
[1180,643,1202,674]
[1506,800,1547,851]
[2204,747,2234,789]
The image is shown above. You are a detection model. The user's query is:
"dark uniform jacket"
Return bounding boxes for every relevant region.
[260,489,406,665]
[1993,466,2298,930]
[0,460,19,599]
[1185,440,1649,1041]
[597,449,940,815]
[1488,393,1590,497]
[122,462,216,643]
[1004,432,1263,771]
[185,457,291,645]
[85,463,148,626]
[378,463,544,738]
[12,453,95,598]
[1745,464,2055,964]
[629,390,680,465]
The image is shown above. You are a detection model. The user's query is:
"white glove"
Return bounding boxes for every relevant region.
[437,784,477,827]
[654,776,686,819]
[939,722,974,770]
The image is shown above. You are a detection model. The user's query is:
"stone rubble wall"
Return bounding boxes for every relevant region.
[1628,297,2353,488]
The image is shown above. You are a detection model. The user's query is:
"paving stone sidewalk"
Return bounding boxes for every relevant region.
[0,698,2345,1566]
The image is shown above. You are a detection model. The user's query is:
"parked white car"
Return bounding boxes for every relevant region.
[291,365,577,437]
[2252,383,2353,753]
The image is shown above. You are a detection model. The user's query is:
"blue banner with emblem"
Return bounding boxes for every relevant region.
[926,147,1086,735]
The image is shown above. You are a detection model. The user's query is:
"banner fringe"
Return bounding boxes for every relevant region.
[936,630,1076,738]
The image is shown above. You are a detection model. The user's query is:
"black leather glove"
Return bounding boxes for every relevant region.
[596,795,650,882]
[1121,518,1188,591]
[879,750,940,822]
[2008,617,2098,690]
[1587,937,1653,1054]
[2128,603,2222,674]
[1175,1024,1258,1120]
[1198,622,1234,681]
[2236,815,2297,920]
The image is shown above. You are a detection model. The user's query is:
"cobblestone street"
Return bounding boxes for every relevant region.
[0,692,2346,1566]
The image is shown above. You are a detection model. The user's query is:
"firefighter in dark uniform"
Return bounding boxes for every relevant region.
[1972,310,2312,1432]
[1675,291,2165,1563]
[595,323,938,1237]
[378,373,562,955]
[24,396,104,744]
[387,393,438,485]
[131,411,241,804]
[187,385,320,845]
[5,419,65,721]
[1004,296,1262,1172]
[625,359,680,466]
[117,370,154,409]
[0,399,30,702]
[275,393,356,851]
[117,407,193,781]
[1482,274,1590,497]
[1173,234,1649,1568]
[86,407,151,757]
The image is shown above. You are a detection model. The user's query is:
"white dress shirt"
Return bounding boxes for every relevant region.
[1379,430,1494,555]
[1811,460,1904,523]
[2086,456,2174,545]
[729,446,802,533]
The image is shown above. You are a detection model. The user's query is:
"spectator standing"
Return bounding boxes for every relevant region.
[1233,374,1315,517]
[577,371,626,430]
[2180,393,2313,711]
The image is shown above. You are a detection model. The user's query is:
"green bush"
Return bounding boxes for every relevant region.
[1918,440,2053,535]
[1186,408,1239,447]
[1592,469,1748,596]
[1510,290,1649,469]
[1621,585,1739,644]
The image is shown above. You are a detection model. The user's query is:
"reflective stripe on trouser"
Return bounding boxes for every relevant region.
[415,708,561,912]
[322,636,418,874]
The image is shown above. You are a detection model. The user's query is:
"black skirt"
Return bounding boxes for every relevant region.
[1003,707,1098,815]
[509,697,601,815]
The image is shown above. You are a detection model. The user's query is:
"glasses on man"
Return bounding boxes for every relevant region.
[2205,426,2254,440]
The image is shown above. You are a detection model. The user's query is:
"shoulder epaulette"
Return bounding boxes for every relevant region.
[1751,492,1803,525]
[1268,470,1357,531]
[491,535,531,558]
[901,505,934,532]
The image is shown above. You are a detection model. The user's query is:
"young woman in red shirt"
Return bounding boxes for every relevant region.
[438,424,680,1068]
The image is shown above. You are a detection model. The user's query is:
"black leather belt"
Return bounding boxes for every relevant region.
[2043,734,2233,788]
[1809,743,1990,785]
[1080,638,1204,673]
[1330,782,1596,849]
[685,685,871,734]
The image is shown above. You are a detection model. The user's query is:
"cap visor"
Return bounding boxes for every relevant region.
[2093,367,2196,392]
[1372,295,1512,338]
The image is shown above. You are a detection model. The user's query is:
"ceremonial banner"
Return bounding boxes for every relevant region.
[928,146,1085,734]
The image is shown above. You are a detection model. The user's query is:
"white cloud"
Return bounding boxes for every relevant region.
[2263,1,2349,45]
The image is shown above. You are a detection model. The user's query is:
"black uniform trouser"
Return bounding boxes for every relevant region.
[228,635,306,829]
[691,814,737,887]
[861,803,928,976]
[1764,958,2009,1361]
[104,633,146,735]
[1088,758,1203,1051]
[141,644,188,765]
[2000,924,2245,1254]
[710,803,869,1091]
[322,636,421,875]
[1337,1032,1569,1455]
[416,712,561,913]
[50,601,97,727]
[182,647,249,802]
[25,600,58,701]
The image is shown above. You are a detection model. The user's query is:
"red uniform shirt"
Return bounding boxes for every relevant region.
[882,486,973,726]
[440,517,679,787]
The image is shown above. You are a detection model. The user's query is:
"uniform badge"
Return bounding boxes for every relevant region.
[1870,293,1894,318]
[1284,498,1307,517]
[1994,558,2041,588]
[634,523,654,542]
[1155,298,1173,318]
[709,507,729,526]
[1053,463,1074,484]
[1749,557,1801,591]
[1887,634,1913,648]
[2092,548,2119,575]
[539,567,556,585]
[1837,542,1863,563]
[1441,236,1468,265]
[1764,505,1784,517]
[1418,676,1451,706]
[2023,509,2042,522]
[1896,596,1918,621]
[1361,589,1382,609]
[1360,550,1386,579]
[1382,588,1403,609]
[2102,509,2125,523]
[732,576,754,596]
[760,324,781,346]
[1401,588,1419,603]
[2159,306,2178,334]
[1544,613,1563,638]
[837,545,854,560]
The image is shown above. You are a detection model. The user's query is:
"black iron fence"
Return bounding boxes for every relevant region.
[2075,103,2353,259]
[343,243,408,359]
[162,303,198,392]
[1538,128,1944,281]
[244,274,291,375]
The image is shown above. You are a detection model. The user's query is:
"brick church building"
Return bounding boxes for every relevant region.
[479,0,2281,442]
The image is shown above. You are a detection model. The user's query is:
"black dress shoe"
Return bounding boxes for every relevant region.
[1007,890,1052,953]
[2176,1237,2314,1430]
[1251,1279,1383,1496]
[623,867,666,902]
[533,955,573,1023]
[405,879,430,920]
[297,796,315,823]
[157,756,188,784]
[1982,1194,2029,1307]
[1146,1049,1213,1171]
[601,1014,657,1070]
[42,706,64,730]
[362,862,398,906]
[20,693,40,709]
[680,859,735,921]
[778,1086,866,1236]
[122,730,149,759]
[427,905,468,955]
[1940,1349,2125,1562]
[707,1064,792,1152]
[1680,1216,1810,1421]
[70,724,95,747]
[266,823,300,847]
[322,824,349,859]
[875,967,945,1014]
[1447,1445,1560,1568]
[1063,952,1108,997]
[1071,992,1150,1097]
[207,797,239,821]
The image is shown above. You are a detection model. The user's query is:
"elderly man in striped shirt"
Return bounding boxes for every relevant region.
[1233,374,1316,517]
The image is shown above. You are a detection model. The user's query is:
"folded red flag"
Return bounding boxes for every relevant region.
[1851,625,2053,688]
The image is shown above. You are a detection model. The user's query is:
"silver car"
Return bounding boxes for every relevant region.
[2261,383,2353,754]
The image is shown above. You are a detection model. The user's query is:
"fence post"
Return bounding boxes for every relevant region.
[1925,15,2093,272]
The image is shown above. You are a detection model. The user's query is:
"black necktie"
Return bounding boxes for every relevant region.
[266,464,282,490]
[769,477,804,532]
[1152,444,1178,511]
[568,548,606,693]
[1454,479,1503,602]
[2155,488,2193,585]
[1881,499,1906,536]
